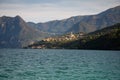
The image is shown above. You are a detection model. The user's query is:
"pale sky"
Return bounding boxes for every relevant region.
[0,0,119,23]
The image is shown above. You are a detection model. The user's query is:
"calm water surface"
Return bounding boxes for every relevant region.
[0,49,120,80]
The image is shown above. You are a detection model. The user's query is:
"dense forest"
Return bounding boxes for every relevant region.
[25,23,120,50]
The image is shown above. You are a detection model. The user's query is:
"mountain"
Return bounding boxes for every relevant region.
[65,23,120,50]
[27,16,86,34]
[1,6,120,48]
[0,16,49,48]
[68,6,120,33]
[26,23,120,50]
[28,5,120,34]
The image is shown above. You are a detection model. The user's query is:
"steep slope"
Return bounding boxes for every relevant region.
[67,22,96,33]
[67,6,120,33]
[27,16,87,34]
[65,23,120,50]
[28,5,120,34]
[26,23,120,50]
[0,16,49,48]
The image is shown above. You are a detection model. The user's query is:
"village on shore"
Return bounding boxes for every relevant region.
[28,32,85,49]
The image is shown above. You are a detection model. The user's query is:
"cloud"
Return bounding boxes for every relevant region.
[0,3,81,22]
[0,0,58,4]
[0,0,119,22]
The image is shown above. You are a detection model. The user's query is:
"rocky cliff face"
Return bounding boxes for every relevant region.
[0,16,48,48]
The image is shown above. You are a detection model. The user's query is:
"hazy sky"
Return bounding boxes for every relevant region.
[0,0,119,22]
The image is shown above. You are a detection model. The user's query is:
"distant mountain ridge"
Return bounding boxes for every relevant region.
[0,16,49,48]
[0,5,120,48]
[28,16,86,34]
[28,5,120,34]
[68,6,120,33]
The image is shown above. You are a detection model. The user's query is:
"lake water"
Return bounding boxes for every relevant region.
[0,49,120,80]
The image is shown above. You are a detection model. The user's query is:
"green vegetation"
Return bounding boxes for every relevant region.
[62,23,120,50]
[0,6,120,48]
[25,23,120,50]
